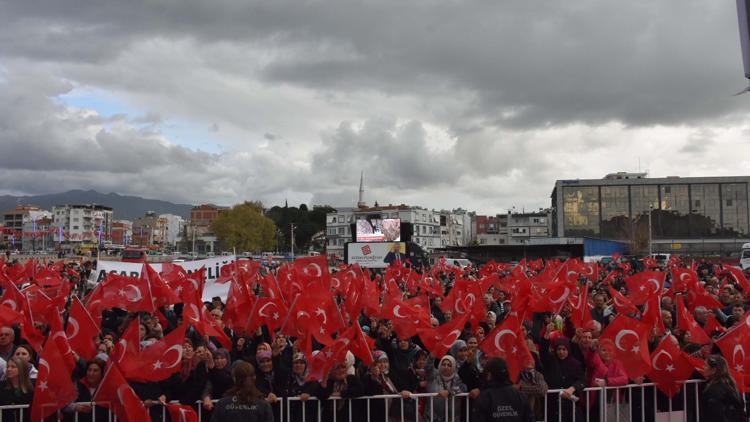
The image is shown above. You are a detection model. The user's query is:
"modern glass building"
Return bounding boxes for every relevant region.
[551,173,750,255]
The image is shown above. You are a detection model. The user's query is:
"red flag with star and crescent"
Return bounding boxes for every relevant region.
[479,314,533,382]
[122,324,188,382]
[30,329,78,421]
[93,363,151,422]
[647,335,699,397]
[417,312,470,359]
[599,315,652,379]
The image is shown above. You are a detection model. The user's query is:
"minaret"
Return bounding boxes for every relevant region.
[357,171,367,208]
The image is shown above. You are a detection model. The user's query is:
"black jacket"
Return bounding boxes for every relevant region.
[701,382,746,422]
[473,382,534,422]
[209,396,274,422]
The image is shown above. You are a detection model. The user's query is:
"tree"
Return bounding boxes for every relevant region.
[211,202,277,253]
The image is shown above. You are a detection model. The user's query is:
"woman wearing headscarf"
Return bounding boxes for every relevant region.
[586,339,630,422]
[450,339,482,393]
[201,348,234,417]
[540,336,585,422]
[702,354,746,422]
[363,350,416,422]
[254,349,288,421]
[424,355,467,422]
[317,352,365,422]
[164,339,210,408]
[284,353,322,422]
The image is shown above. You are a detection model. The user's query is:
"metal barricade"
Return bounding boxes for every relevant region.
[0,382,727,422]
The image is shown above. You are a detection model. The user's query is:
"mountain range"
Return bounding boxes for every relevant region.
[0,190,194,220]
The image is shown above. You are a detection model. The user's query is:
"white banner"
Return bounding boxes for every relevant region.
[346,242,405,268]
[90,256,236,301]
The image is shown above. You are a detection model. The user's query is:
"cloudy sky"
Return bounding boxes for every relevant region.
[1,0,749,214]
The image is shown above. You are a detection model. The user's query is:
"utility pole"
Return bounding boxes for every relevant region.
[648,204,653,256]
[290,224,297,257]
[191,224,196,256]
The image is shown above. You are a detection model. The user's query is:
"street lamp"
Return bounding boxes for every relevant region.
[290,224,297,257]
[648,204,653,256]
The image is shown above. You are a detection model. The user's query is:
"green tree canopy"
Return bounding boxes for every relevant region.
[211,201,277,253]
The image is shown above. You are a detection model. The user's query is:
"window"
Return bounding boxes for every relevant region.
[338,216,344,223]
[73,226,79,230]
[338,227,345,235]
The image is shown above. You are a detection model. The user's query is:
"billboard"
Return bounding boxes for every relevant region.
[355,218,401,242]
[346,242,406,268]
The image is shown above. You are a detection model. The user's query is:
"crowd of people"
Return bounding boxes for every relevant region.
[0,255,749,422]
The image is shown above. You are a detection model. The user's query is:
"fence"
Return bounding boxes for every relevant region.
[0,380,730,422]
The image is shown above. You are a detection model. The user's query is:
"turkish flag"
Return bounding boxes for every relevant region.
[66,296,101,361]
[568,285,592,330]
[641,291,665,336]
[715,318,750,390]
[19,296,45,352]
[648,335,698,397]
[245,296,288,334]
[97,272,155,313]
[418,312,469,359]
[182,296,232,349]
[218,258,260,286]
[30,328,78,421]
[277,263,304,302]
[124,324,187,382]
[624,271,665,305]
[112,316,141,374]
[341,320,375,365]
[342,265,367,320]
[32,267,65,287]
[166,403,198,422]
[599,315,652,379]
[4,261,29,285]
[608,285,639,315]
[381,293,431,340]
[582,262,599,282]
[725,265,750,292]
[93,363,151,422]
[143,264,180,308]
[529,279,572,314]
[306,336,350,382]
[293,255,331,288]
[671,267,699,293]
[223,278,255,334]
[46,308,76,369]
[295,288,346,345]
[161,264,205,302]
[480,314,533,382]
[675,295,711,345]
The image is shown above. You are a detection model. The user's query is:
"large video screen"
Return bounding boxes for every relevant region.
[356,218,401,242]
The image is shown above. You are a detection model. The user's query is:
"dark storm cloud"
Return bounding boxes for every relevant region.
[1,0,746,129]
[0,0,748,212]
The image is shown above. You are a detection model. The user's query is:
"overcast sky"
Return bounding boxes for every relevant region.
[1,0,749,214]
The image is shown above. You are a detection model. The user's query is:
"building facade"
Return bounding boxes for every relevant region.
[159,214,184,246]
[475,211,552,246]
[551,174,750,255]
[325,204,444,258]
[111,220,133,246]
[52,204,113,247]
[439,209,475,247]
